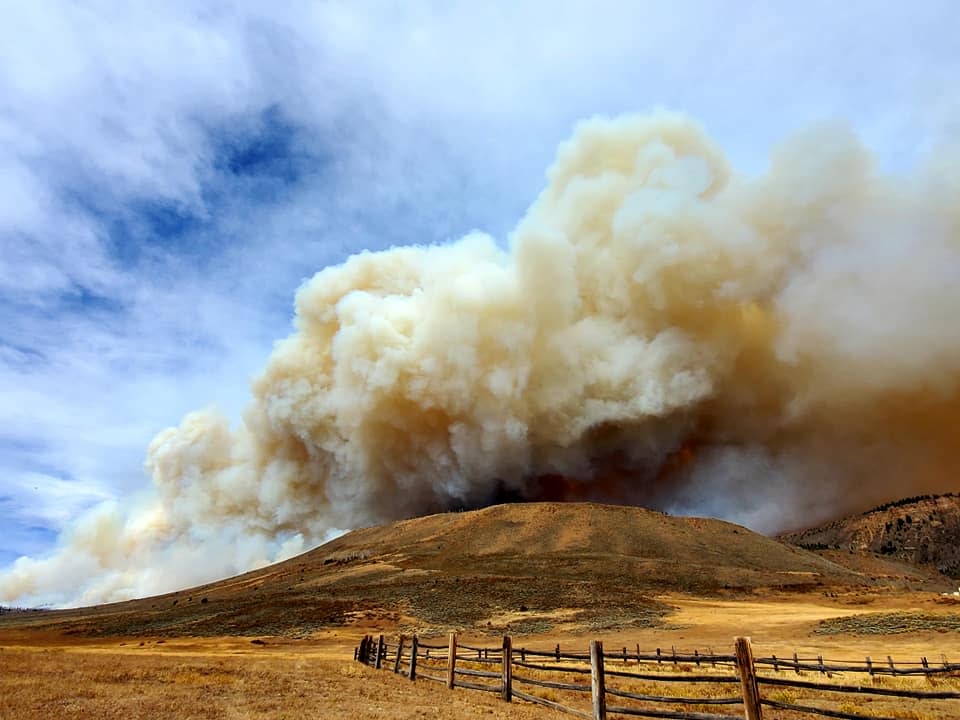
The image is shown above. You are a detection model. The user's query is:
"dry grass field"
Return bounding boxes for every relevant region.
[0,637,553,719]
[2,592,959,719]
[2,503,959,718]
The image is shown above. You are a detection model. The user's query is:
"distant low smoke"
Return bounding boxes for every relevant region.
[4,112,959,607]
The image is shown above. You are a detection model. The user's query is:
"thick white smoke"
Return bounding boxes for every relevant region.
[4,112,959,607]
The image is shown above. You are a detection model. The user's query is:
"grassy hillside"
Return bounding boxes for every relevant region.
[0,502,908,638]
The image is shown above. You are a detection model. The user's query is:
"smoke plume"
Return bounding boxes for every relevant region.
[4,112,960,606]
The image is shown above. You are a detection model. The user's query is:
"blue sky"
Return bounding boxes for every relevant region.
[1,1,958,570]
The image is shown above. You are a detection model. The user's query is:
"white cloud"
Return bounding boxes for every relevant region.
[5,473,112,530]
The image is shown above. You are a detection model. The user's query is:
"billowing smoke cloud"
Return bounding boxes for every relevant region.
[4,112,959,606]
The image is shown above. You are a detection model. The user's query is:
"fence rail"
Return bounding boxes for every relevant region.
[354,633,959,720]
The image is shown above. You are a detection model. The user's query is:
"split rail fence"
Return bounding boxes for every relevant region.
[354,633,960,720]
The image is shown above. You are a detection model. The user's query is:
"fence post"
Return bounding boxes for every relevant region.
[502,635,513,702]
[590,640,606,720]
[887,656,895,674]
[409,636,418,680]
[394,635,406,673]
[734,637,762,720]
[793,651,800,675]
[447,632,458,689]
[354,646,358,662]
[375,634,385,669]
[866,656,873,675]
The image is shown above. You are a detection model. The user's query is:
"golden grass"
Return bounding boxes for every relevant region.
[2,638,958,720]
[3,589,960,720]
[0,645,553,720]
[757,666,960,720]
[455,643,960,720]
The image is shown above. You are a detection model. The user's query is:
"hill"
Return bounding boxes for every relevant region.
[780,494,960,579]
[0,502,926,639]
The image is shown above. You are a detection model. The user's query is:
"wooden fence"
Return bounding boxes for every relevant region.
[354,633,960,720]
